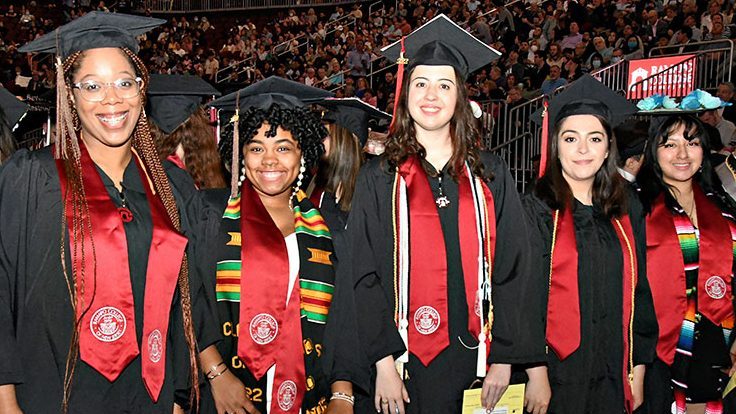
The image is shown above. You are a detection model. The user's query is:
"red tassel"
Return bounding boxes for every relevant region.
[389,37,408,133]
[538,99,549,179]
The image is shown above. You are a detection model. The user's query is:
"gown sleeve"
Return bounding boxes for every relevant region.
[518,193,554,366]
[483,154,544,364]
[347,161,406,366]
[627,191,658,366]
[0,149,39,386]
[322,233,372,394]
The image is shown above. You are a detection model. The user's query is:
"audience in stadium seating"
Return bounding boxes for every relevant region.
[0,0,734,115]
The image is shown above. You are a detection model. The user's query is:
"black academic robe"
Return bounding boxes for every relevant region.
[199,189,360,414]
[0,147,220,413]
[521,194,657,414]
[345,153,538,413]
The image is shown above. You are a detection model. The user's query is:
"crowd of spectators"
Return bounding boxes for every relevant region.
[0,0,734,118]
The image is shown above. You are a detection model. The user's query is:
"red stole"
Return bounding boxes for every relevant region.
[546,206,637,412]
[56,143,187,402]
[238,180,305,413]
[646,186,733,365]
[398,156,496,367]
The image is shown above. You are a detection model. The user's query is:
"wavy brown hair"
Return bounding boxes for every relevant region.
[151,109,226,189]
[384,66,489,180]
[58,48,199,412]
[535,113,627,217]
[316,123,363,211]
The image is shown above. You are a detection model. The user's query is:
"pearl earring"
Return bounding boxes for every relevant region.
[290,157,306,208]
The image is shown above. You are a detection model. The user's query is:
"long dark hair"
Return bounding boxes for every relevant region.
[59,48,199,413]
[535,113,628,217]
[383,66,490,181]
[638,114,721,213]
[151,109,226,189]
[316,123,363,211]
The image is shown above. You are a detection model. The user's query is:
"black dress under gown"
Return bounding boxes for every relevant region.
[0,148,220,413]
[521,194,658,414]
[342,153,542,413]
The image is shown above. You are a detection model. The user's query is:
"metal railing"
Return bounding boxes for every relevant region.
[628,54,698,99]
[215,13,358,84]
[144,0,367,12]
[481,61,629,192]
[629,48,731,99]
[649,38,734,58]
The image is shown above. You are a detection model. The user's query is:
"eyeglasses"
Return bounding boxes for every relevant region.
[72,77,143,102]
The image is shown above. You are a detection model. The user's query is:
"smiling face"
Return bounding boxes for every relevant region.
[656,123,703,187]
[407,65,458,135]
[557,114,609,186]
[71,48,143,151]
[243,123,301,201]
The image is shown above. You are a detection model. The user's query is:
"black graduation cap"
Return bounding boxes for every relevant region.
[614,119,649,160]
[0,88,29,131]
[380,14,501,78]
[531,75,637,176]
[147,74,221,134]
[207,76,333,113]
[531,75,637,135]
[18,11,165,58]
[309,97,392,145]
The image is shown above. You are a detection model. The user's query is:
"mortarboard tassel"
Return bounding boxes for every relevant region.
[538,99,549,179]
[229,91,241,199]
[388,37,408,133]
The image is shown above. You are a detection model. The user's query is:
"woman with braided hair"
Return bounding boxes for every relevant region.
[0,12,219,413]
[197,77,359,414]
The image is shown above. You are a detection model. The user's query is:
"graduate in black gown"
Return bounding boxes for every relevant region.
[0,12,220,414]
[306,97,392,240]
[342,14,538,414]
[197,77,361,414]
[0,88,26,164]
[522,75,658,414]
[147,74,226,190]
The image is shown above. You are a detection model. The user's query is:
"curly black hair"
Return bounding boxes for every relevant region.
[219,104,327,177]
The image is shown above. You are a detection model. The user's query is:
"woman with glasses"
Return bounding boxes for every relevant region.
[0,12,219,414]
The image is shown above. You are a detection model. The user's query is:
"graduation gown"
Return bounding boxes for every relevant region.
[200,189,354,414]
[0,147,220,413]
[345,152,538,413]
[521,194,657,414]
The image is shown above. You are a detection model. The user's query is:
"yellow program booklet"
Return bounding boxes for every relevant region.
[462,384,525,414]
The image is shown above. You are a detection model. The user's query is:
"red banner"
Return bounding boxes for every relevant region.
[627,55,696,99]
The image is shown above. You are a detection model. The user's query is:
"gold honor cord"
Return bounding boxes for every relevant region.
[614,218,636,386]
[546,210,561,355]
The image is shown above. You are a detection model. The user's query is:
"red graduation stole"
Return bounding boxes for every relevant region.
[646,186,733,366]
[546,207,637,412]
[399,156,496,367]
[238,180,305,413]
[56,143,187,402]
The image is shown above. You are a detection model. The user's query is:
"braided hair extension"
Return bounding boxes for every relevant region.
[219,104,327,181]
[59,50,95,414]
[57,48,199,412]
[122,48,200,409]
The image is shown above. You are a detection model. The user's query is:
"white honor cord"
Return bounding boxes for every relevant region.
[266,365,275,414]
[397,177,410,365]
[468,168,489,377]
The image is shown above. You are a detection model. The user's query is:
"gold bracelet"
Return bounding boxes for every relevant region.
[330,392,355,405]
[206,362,227,381]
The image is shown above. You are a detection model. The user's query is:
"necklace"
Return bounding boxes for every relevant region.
[435,174,450,208]
[118,185,134,223]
